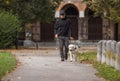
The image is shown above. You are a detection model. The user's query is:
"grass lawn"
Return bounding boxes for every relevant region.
[77,52,97,64]
[0,52,16,80]
[77,52,120,81]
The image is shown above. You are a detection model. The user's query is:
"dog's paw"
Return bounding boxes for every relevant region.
[70,60,72,62]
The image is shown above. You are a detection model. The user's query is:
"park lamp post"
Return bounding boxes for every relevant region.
[15,1,19,49]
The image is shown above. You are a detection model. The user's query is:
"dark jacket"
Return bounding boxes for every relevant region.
[54,18,71,37]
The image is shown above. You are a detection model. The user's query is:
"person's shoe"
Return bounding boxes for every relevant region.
[61,58,64,61]
[65,58,68,61]
[65,55,68,60]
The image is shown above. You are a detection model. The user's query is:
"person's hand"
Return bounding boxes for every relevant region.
[55,34,58,39]
[70,37,74,40]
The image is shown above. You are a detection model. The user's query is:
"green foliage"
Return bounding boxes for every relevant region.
[77,52,120,81]
[94,62,120,81]
[0,0,62,23]
[0,11,21,48]
[0,52,16,80]
[29,0,54,22]
[77,52,96,63]
[84,0,120,23]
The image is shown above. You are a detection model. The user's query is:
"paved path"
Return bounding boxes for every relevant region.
[2,49,105,81]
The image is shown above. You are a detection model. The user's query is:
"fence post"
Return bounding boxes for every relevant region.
[110,40,116,67]
[97,40,102,62]
[115,42,120,70]
[106,40,112,65]
[101,40,107,64]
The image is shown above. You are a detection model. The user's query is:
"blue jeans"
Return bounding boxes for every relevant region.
[58,36,69,60]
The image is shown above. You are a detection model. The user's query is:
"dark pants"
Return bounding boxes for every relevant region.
[58,36,69,60]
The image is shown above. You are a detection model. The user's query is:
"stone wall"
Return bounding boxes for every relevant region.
[97,40,120,70]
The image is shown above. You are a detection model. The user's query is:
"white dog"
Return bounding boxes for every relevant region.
[68,44,79,62]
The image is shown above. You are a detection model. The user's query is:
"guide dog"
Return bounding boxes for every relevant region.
[68,44,80,62]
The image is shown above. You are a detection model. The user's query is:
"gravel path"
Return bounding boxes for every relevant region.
[2,49,105,81]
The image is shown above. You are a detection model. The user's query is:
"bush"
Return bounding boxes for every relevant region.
[0,11,21,48]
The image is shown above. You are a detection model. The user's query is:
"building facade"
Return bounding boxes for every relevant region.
[23,0,120,46]
[55,0,120,41]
